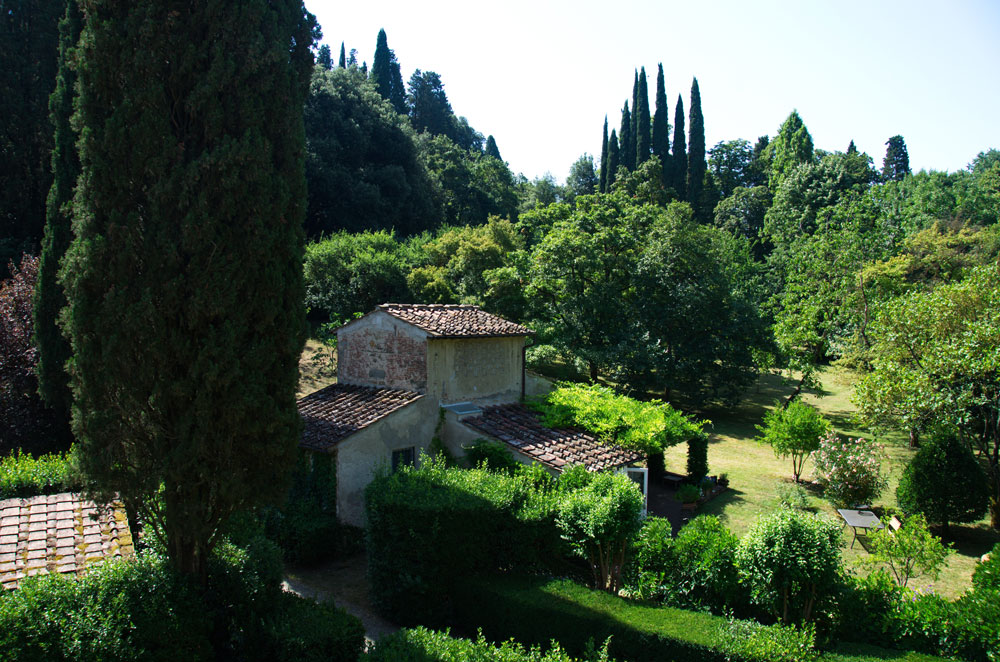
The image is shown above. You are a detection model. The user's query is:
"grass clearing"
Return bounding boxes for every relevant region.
[298,337,337,398]
[659,366,997,600]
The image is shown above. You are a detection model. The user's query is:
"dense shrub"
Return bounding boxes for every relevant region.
[811,431,887,507]
[971,542,1000,592]
[896,432,989,529]
[556,471,643,592]
[624,516,675,600]
[888,589,1000,662]
[686,434,710,481]
[365,456,564,624]
[463,438,521,474]
[260,450,340,565]
[670,515,742,613]
[716,618,818,662]
[365,626,607,662]
[0,539,364,662]
[863,514,950,587]
[0,447,80,498]
[735,509,843,624]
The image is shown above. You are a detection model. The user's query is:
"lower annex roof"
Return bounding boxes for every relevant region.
[298,383,424,452]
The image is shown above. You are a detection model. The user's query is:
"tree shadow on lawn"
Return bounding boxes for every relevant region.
[939,523,1000,558]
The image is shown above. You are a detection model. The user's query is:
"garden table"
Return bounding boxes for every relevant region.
[837,509,883,549]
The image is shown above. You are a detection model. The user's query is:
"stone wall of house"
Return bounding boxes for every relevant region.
[426,336,524,404]
[337,312,428,392]
[332,396,439,527]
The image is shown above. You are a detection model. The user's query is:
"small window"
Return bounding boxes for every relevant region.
[391,447,415,472]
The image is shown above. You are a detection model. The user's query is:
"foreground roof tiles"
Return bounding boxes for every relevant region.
[0,493,133,591]
[378,303,532,338]
[464,404,644,472]
[299,383,424,452]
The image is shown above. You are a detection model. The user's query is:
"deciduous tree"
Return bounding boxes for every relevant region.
[756,400,829,483]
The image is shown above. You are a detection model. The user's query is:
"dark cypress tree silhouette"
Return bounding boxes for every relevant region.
[686,77,706,216]
[599,116,609,193]
[62,0,315,581]
[882,135,911,181]
[635,67,651,166]
[607,129,620,188]
[34,0,81,424]
[652,63,670,176]
[408,70,454,136]
[847,139,857,154]
[370,29,406,113]
[630,70,639,169]
[619,101,633,172]
[485,135,502,161]
[672,95,686,198]
[316,44,332,70]
[339,42,346,68]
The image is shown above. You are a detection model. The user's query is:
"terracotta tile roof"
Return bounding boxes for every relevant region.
[0,493,133,591]
[299,383,424,452]
[464,404,644,472]
[377,303,532,338]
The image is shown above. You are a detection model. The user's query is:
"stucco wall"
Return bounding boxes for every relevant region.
[338,312,428,392]
[427,336,524,404]
[332,396,439,527]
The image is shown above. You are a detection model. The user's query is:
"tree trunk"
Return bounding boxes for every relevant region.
[908,429,920,449]
[589,361,598,383]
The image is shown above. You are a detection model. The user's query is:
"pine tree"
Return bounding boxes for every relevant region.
[686,77,706,217]
[339,42,346,68]
[408,69,454,136]
[671,95,686,198]
[607,129,620,188]
[619,101,633,172]
[635,67,651,166]
[847,139,857,154]
[882,135,910,182]
[62,0,315,581]
[485,135,502,161]
[316,44,332,70]
[652,63,669,173]
[599,116,609,193]
[34,0,81,424]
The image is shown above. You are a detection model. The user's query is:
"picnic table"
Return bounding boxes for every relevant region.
[837,508,884,548]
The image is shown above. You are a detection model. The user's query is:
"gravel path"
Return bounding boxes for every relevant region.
[282,552,399,646]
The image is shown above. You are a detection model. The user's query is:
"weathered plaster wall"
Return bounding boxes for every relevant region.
[338,312,428,392]
[427,336,524,404]
[525,371,554,398]
[331,396,439,527]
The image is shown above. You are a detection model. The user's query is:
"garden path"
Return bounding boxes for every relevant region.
[282,552,398,647]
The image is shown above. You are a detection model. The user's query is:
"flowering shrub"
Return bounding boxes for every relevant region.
[811,431,887,507]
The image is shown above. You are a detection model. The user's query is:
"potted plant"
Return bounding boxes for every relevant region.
[678,484,701,510]
[717,472,730,489]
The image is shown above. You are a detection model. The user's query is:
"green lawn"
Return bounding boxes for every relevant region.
[659,366,998,600]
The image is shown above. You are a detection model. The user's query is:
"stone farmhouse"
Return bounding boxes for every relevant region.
[298,303,646,526]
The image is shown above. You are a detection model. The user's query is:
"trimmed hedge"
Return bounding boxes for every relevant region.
[0,542,364,662]
[451,575,949,662]
[365,457,565,624]
[365,626,606,662]
[0,448,81,499]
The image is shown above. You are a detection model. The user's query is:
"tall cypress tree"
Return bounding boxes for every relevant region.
[62,0,315,580]
[652,63,669,174]
[339,42,346,68]
[635,67,651,166]
[599,116,609,193]
[686,77,706,217]
[630,70,639,170]
[316,44,332,70]
[33,0,81,424]
[671,95,686,198]
[370,29,406,114]
[619,101,633,172]
[607,129,620,188]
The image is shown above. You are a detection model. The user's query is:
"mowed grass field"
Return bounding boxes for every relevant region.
[659,366,998,600]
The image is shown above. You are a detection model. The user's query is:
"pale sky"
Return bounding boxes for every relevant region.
[306,0,1000,183]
